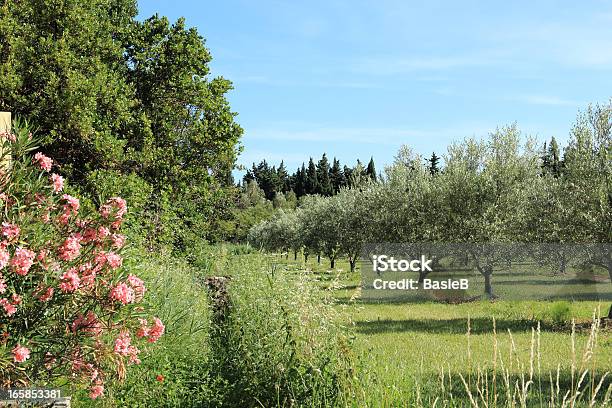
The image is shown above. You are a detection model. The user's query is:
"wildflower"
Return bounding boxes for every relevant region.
[50,173,64,193]
[10,247,36,276]
[12,345,30,363]
[109,282,135,304]
[33,152,53,171]
[156,374,164,382]
[59,268,80,293]
[58,235,81,261]
[1,222,20,240]
[89,384,104,399]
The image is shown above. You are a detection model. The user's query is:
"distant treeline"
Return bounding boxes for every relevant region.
[242,155,377,199]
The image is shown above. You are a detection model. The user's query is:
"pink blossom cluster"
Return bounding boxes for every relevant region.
[59,268,80,293]
[58,235,81,261]
[2,222,20,240]
[50,173,64,193]
[136,317,165,343]
[33,152,53,172]
[10,247,36,276]
[1,140,164,399]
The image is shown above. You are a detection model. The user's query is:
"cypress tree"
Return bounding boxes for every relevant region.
[343,165,354,187]
[276,161,289,192]
[330,158,345,193]
[428,152,440,175]
[305,158,318,195]
[366,157,377,181]
[548,137,561,177]
[317,153,333,196]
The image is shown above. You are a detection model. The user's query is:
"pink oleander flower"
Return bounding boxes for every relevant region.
[97,226,110,239]
[147,317,165,343]
[111,234,126,249]
[58,235,81,261]
[0,298,16,316]
[127,274,145,300]
[33,152,53,171]
[106,252,122,269]
[109,282,134,304]
[100,197,127,219]
[82,228,97,243]
[89,384,104,399]
[12,345,30,363]
[0,248,9,269]
[59,268,80,293]
[136,318,150,339]
[10,247,36,276]
[1,130,16,143]
[1,222,20,240]
[50,173,64,193]
[62,194,80,212]
[128,345,141,365]
[114,331,131,356]
[11,293,21,305]
[0,275,6,293]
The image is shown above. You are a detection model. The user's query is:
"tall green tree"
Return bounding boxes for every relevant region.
[428,152,441,175]
[366,157,377,181]
[329,158,346,193]
[305,158,318,195]
[276,161,290,192]
[317,153,332,196]
[0,2,243,249]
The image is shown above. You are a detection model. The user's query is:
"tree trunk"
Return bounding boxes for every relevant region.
[304,253,309,262]
[317,254,321,264]
[294,251,297,260]
[330,258,335,269]
[558,256,566,275]
[418,270,429,284]
[349,258,356,273]
[483,271,494,299]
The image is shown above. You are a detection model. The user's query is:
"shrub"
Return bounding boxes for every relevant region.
[0,123,163,398]
[212,253,355,407]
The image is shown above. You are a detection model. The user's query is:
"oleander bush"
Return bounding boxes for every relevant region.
[0,123,164,399]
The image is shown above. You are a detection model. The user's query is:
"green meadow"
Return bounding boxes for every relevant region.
[266,252,612,407]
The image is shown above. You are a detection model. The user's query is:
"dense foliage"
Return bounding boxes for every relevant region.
[0,0,243,250]
[0,124,163,398]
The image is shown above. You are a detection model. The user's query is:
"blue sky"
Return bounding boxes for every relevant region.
[139,0,612,176]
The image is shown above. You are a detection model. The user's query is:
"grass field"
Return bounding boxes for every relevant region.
[263,252,612,407]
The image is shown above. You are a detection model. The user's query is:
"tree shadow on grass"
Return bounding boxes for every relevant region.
[355,317,560,335]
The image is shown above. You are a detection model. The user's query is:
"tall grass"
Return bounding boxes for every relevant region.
[209,252,355,407]
[347,309,610,407]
